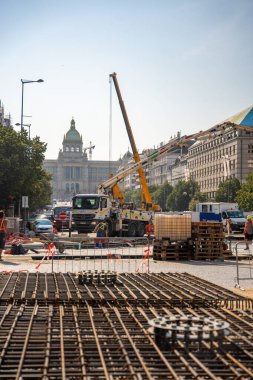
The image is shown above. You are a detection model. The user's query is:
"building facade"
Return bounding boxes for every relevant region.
[43,119,120,201]
[187,106,253,198]
[117,134,193,191]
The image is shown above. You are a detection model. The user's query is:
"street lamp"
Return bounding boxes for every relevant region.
[20,79,44,131]
[15,123,31,139]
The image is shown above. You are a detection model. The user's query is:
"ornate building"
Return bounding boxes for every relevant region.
[43,119,120,201]
[187,105,253,198]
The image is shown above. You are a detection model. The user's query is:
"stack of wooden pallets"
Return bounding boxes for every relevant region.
[153,238,192,261]
[192,222,224,260]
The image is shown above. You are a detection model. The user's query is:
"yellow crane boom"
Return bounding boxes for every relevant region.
[110,72,159,211]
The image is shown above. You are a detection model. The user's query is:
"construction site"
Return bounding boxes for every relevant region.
[1,73,253,379]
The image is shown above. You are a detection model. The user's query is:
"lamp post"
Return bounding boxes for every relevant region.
[15,123,31,139]
[20,79,44,131]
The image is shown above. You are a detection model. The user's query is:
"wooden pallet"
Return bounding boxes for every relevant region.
[153,251,192,261]
[193,253,223,260]
[192,222,224,235]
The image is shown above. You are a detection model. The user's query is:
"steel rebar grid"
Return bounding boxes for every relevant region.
[0,304,252,379]
[0,272,252,309]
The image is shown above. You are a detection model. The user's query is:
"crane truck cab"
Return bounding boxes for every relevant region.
[71,193,152,236]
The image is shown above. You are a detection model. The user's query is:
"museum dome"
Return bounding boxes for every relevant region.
[122,149,132,160]
[65,119,82,141]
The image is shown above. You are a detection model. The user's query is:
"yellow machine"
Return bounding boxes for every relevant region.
[110,72,160,211]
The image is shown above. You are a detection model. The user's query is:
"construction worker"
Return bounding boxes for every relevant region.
[226,218,232,234]
[93,221,108,248]
[244,215,253,250]
[145,218,154,242]
[0,210,8,261]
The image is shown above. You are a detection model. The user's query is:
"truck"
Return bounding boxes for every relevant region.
[196,202,245,232]
[72,192,152,236]
[52,201,72,230]
[72,73,180,236]
[71,131,215,236]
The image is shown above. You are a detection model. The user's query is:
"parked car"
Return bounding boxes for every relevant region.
[34,219,53,235]
[27,213,50,230]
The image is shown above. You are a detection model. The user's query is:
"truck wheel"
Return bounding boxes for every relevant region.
[128,222,137,237]
[137,223,145,237]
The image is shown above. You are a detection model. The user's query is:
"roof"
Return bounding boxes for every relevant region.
[65,119,82,141]
[122,149,133,160]
[224,105,253,127]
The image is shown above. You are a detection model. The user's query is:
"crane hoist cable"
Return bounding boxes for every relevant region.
[109,75,113,175]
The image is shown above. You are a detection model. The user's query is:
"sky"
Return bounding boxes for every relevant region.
[1,0,253,161]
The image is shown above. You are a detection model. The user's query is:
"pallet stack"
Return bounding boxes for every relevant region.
[153,238,192,261]
[192,222,224,260]
[153,214,192,261]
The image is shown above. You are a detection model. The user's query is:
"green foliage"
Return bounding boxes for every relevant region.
[215,178,241,202]
[0,125,52,212]
[235,173,253,211]
[123,188,141,208]
[166,180,200,211]
[150,181,173,211]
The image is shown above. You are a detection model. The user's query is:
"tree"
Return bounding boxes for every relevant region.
[236,173,253,211]
[151,181,173,211]
[123,188,141,207]
[215,178,241,202]
[189,191,208,211]
[166,180,200,211]
[0,125,52,212]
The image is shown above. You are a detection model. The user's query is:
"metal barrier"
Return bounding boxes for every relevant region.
[49,236,151,274]
[234,241,253,289]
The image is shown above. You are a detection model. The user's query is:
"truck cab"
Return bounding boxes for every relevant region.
[72,194,111,234]
[221,210,245,233]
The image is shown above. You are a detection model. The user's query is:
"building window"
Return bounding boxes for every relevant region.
[66,183,69,192]
[248,144,253,154]
[66,146,69,152]
[76,147,80,152]
[66,167,70,179]
[75,167,80,179]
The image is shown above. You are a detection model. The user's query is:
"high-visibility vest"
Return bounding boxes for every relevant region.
[0,219,7,233]
[98,223,107,231]
[244,220,253,234]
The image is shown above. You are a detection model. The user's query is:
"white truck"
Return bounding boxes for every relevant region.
[196,202,245,232]
[72,193,152,236]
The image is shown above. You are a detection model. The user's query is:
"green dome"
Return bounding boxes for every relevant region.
[122,149,132,160]
[65,119,82,141]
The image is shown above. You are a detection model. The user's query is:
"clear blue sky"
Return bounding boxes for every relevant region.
[1,0,253,160]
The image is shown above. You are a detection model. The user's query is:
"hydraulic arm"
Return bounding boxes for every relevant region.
[110,72,159,211]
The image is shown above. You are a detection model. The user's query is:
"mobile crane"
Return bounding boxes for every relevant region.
[109,72,160,211]
[71,130,200,236]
